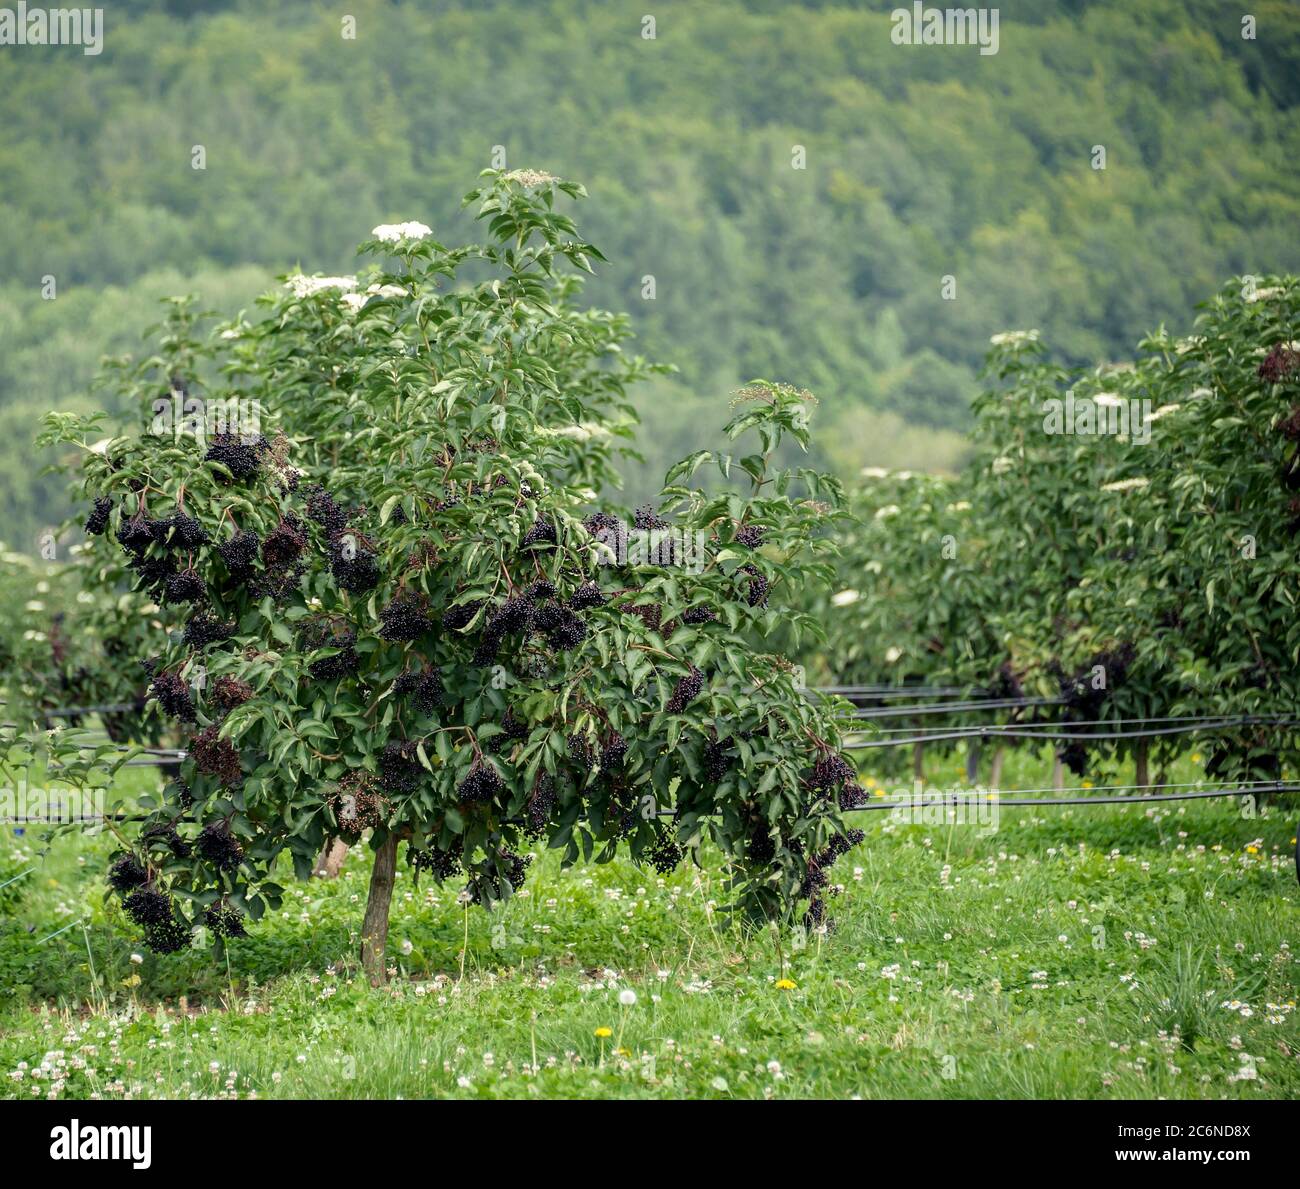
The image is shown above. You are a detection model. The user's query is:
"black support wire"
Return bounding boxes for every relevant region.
[849,696,1060,718]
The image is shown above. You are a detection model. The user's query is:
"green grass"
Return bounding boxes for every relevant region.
[1,746,1297,1099]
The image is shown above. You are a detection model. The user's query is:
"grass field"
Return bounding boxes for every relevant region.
[1,746,1297,1100]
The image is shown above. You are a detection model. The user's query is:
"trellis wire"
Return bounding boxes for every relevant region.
[845,715,1300,749]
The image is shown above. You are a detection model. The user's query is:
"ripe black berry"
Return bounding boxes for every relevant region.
[501,848,532,890]
[523,775,556,840]
[329,772,388,838]
[527,580,557,601]
[149,671,196,723]
[443,599,484,632]
[740,564,769,608]
[108,854,148,892]
[735,523,766,549]
[681,605,717,625]
[487,709,529,755]
[196,821,244,871]
[838,783,869,811]
[666,665,704,714]
[85,497,112,536]
[567,733,595,774]
[704,735,732,782]
[142,822,192,858]
[116,514,156,555]
[164,510,209,551]
[307,631,359,681]
[600,731,627,771]
[144,917,192,954]
[806,751,855,794]
[534,603,586,651]
[305,485,350,537]
[646,830,683,875]
[409,843,462,881]
[633,503,669,531]
[330,541,379,594]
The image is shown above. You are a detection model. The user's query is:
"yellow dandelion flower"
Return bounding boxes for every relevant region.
[775,978,797,990]
[1082,780,1093,789]
[1191,753,1202,763]
[594,1026,612,1038]
[1246,845,1258,855]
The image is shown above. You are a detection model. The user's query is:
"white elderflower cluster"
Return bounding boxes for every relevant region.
[831,588,860,607]
[1246,286,1282,302]
[370,221,432,244]
[990,329,1039,346]
[284,274,357,299]
[503,169,558,188]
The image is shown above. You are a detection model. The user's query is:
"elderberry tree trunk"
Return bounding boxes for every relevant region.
[1135,739,1151,788]
[360,835,398,985]
[314,838,349,879]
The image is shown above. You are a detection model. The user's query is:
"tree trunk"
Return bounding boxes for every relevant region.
[1052,755,1064,790]
[912,741,924,784]
[965,739,981,784]
[314,837,349,879]
[1135,739,1150,788]
[360,834,398,986]
[989,746,1005,790]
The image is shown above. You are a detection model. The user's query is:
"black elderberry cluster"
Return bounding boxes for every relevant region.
[168,778,195,809]
[457,761,503,804]
[307,630,359,681]
[1058,739,1090,778]
[183,610,236,649]
[149,671,196,723]
[633,503,669,532]
[379,594,432,642]
[734,523,766,549]
[331,539,380,594]
[219,530,260,583]
[523,775,557,840]
[191,724,242,786]
[806,751,855,796]
[164,510,209,551]
[378,740,424,794]
[204,903,247,939]
[527,580,557,601]
[681,604,717,625]
[329,773,388,838]
[534,602,586,651]
[646,830,683,875]
[392,668,444,716]
[568,733,595,774]
[85,496,113,536]
[568,581,606,610]
[305,484,351,537]
[487,710,529,755]
[520,516,557,549]
[472,594,535,664]
[1259,343,1300,384]
[108,854,148,892]
[443,598,484,632]
[196,821,244,871]
[838,783,869,811]
[665,665,704,714]
[626,600,663,634]
[409,843,462,881]
[163,568,206,605]
[704,735,733,783]
[740,563,769,608]
[501,848,532,891]
[205,432,268,482]
[1278,406,1300,443]
[261,515,307,569]
[124,887,172,926]
[600,730,628,771]
[142,822,192,858]
[212,674,254,710]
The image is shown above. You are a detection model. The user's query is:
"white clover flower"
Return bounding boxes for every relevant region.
[831,589,860,607]
[618,989,637,1007]
[1101,477,1150,492]
[129,953,143,965]
[219,328,241,340]
[400,939,413,956]
[371,221,432,244]
[24,601,44,612]
[990,329,1039,346]
[884,646,903,664]
[285,274,357,299]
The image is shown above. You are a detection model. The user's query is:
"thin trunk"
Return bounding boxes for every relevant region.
[912,741,925,784]
[314,837,349,879]
[360,834,398,986]
[1135,739,1150,788]
[989,745,1005,790]
[1052,756,1064,790]
[965,739,981,784]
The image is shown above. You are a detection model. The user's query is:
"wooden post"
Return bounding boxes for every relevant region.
[360,834,398,986]
[912,741,925,784]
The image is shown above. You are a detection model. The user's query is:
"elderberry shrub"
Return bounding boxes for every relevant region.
[196,821,245,871]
